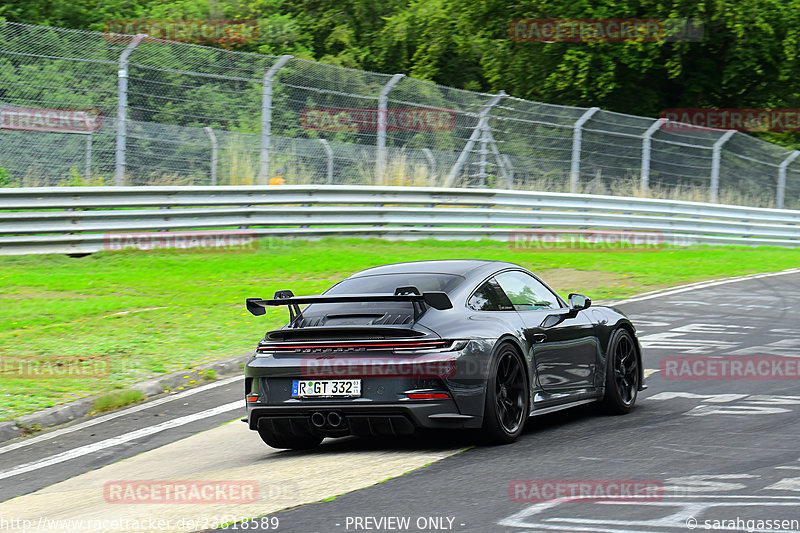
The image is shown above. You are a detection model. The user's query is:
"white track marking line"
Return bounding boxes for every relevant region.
[0,401,242,481]
[0,375,242,455]
[614,268,800,305]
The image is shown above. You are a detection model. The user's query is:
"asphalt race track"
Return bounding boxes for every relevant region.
[2,269,800,533]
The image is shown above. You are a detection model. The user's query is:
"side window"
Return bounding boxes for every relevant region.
[494,271,561,311]
[468,278,514,311]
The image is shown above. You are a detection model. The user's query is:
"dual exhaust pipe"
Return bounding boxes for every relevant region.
[310,411,344,429]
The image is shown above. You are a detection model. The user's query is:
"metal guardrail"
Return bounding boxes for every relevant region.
[2,185,800,255]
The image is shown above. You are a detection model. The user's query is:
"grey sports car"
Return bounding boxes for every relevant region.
[244,260,644,449]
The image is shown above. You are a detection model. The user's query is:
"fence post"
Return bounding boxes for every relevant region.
[258,54,293,185]
[777,150,800,209]
[203,127,218,186]
[640,119,664,196]
[570,107,600,193]
[375,74,405,184]
[318,138,333,184]
[445,91,506,188]
[114,33,146,186]
[484,130,513,187]
[85,133,92,181]
[478,117,490,186]
[502,155,514,183]
[710,130,735,203]
[422,148,436,179]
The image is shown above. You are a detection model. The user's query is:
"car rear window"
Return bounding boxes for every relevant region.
[296,273,465,324]
[326,273,464,295]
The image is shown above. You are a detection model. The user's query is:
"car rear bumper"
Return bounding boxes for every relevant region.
[247,402,480,437]
[244,338,495,425]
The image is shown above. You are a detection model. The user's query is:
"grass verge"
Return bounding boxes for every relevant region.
[1,238,798,420]
[92,389,146,414]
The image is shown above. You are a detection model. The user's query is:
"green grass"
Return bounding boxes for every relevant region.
[1,238,799,421]
[92,388,146,413]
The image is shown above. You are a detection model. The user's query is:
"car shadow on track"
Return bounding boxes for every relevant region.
[521,399,661,440]
[261,431,476,458]
[257,402,645,457]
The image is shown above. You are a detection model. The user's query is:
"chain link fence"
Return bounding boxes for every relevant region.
[1,21,799,208]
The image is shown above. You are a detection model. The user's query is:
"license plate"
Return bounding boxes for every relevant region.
[292,379,361,398]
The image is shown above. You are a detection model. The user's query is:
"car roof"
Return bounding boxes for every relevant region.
[348,259,520,279]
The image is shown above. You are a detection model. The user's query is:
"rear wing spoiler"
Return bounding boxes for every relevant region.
[246,286,453,322]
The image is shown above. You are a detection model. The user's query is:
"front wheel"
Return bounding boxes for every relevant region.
[600,328,639,414]
[482,344,529,444]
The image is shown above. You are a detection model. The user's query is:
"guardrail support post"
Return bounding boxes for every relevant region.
[375,74,405,185]
[710,130,735,203]
[570,107,600,193]
[502,154,514,183]
[203,127,218,186]
[445,91,506,188]
[478,123,489,186]
[484,130,513,187]
[115,33,146,186]
[85,132,92,181]
[422,148,436,181]
[318,138,333,184]
[258,54,293,185]
[777,150,800,209]
[640,118,664,196]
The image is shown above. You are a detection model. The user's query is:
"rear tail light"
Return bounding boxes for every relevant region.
[407,393,450,400]
[256,339,466,355]
[246,395,259,402]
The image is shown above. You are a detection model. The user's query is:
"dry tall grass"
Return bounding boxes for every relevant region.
[5,149,796,210]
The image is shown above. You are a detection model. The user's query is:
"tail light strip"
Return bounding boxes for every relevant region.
[257,340,451,354]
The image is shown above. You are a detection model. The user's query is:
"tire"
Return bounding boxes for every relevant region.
[481,343,529,444]
[257,422,323,450]
[600,328,640,414]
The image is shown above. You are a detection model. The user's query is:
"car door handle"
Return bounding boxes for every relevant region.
[532,333,547,344]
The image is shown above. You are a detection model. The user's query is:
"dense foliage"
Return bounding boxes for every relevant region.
[2,0,800,144]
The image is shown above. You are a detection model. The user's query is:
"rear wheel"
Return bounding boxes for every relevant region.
[482,344,529,444]
[257,422,322,450]
[600,328,639,414]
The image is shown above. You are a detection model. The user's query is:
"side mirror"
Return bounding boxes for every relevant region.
[567,293,591,317]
